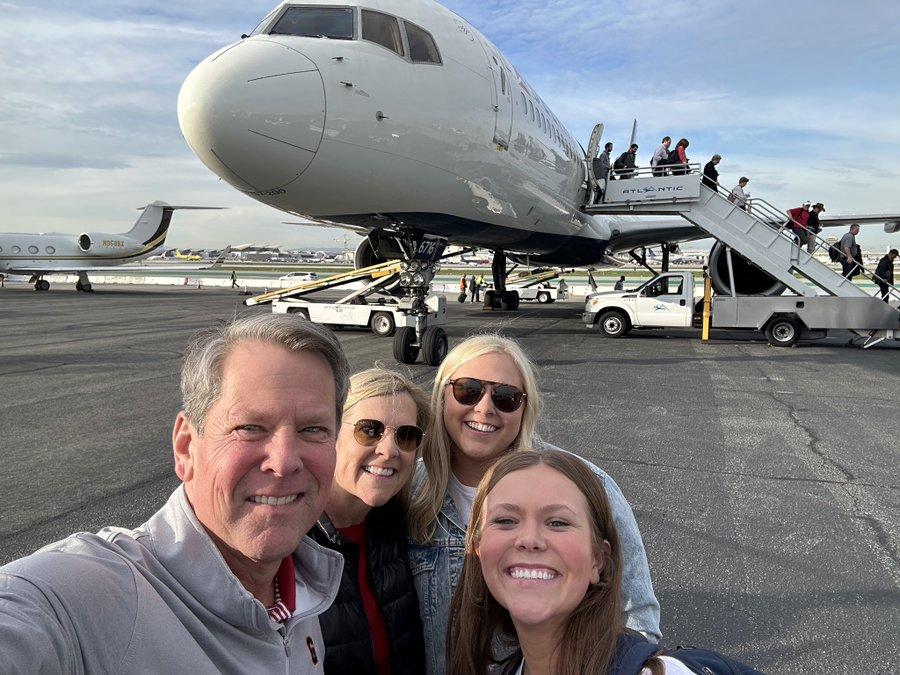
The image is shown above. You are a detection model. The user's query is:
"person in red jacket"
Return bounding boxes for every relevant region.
[786,202,812,252]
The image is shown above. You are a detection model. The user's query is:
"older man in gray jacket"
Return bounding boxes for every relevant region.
[0,314,349,673]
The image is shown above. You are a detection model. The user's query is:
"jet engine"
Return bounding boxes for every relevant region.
[354,232,405,269]
[78,233,139,256]
[708,241,786,296]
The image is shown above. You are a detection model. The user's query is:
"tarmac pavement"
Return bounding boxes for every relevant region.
[0,284,897,672]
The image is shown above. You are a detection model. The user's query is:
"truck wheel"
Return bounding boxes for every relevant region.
[537,291,551,304]
[765,316,800,347]
[598,310,630,338]
[393,327,419,364]
[370,311,395,337]
[288,307,310,319]
[422,326,448,366]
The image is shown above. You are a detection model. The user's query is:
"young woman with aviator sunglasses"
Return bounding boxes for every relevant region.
[407,334,661,674]
[308,368,430,674]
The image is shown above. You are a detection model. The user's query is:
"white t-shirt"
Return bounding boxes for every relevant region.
[447,472,478,525]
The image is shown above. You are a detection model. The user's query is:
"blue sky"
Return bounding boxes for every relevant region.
[1,0,899,248]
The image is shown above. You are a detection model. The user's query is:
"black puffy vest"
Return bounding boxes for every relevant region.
[310,502,425,675]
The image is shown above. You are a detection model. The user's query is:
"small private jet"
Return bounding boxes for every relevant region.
[0,201,220,291]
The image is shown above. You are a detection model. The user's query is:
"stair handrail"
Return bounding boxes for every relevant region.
[706,178,900,304]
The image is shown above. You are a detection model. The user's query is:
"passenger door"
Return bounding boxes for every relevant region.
[483,50,512,149]
[635,274,692,327]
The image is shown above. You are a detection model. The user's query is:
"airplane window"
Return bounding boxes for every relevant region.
[249,7,279,36]
[362,10,405,56]
[12,245,21,253]
[28,245,39,254]
[46,246,56,254]
[404,21,441,64]
[270,7,354,39]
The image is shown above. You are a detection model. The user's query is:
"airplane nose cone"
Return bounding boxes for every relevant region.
[178,40,325,195]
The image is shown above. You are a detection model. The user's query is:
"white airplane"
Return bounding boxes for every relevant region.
[0,201,219,292]
[177,0,899,325]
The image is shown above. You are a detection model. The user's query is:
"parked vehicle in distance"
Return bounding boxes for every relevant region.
[278,271,318,287]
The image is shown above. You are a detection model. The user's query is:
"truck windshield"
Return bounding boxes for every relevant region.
[270,7,354,39]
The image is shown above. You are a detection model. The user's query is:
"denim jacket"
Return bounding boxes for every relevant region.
[407,444,661,675]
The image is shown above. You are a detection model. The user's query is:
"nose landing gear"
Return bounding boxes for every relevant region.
[391,231,449,366]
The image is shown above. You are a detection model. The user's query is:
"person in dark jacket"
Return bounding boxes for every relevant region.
[702,154,721,191]
[805,203,825,253]
[874,249,898,300]
[613,143,639,178]
[310,368,431,675]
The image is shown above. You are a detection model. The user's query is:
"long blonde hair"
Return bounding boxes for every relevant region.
[408,334,542,542]
[447,448,623,675]
[343,367,431,507]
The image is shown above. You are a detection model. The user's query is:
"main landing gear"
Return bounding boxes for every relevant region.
[483,249,519,310]
[391,230,448,366]
[29,274,51,292]
[75,272,94,293]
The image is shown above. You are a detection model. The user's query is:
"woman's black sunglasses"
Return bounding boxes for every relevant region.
[344,419,425,452]
[447,377,527,413]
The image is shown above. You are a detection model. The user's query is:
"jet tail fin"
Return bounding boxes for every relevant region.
[125,201,225,253]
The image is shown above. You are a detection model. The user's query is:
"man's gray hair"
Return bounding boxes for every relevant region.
[180,314,350,433]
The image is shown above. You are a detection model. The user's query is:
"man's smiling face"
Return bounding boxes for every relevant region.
[174,340,337,566]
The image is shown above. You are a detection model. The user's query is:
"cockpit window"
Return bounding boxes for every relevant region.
[404,21,441,64]
[362,10,404,56]
[270,7,354,39]
[249,8,279,36]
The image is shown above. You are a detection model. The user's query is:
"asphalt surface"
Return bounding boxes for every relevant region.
[0,284,897,673]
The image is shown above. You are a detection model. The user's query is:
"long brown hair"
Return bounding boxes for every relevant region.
[447,448,623,674]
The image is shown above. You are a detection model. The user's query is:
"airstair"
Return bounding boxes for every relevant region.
[584,164,899,345]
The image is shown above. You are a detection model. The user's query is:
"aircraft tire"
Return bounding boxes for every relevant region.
[371,311,395,337]
[393,327,419,364]
[765,316,800,348]
[483,290,496,309]
[598,310,630,338]
[501,291,520,311]
[422,326,448,367]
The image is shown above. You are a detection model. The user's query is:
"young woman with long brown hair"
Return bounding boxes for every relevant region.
[448,449,759,675]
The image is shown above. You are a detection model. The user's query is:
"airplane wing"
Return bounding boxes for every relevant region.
[283,220,368,234]
[817,214,900,232]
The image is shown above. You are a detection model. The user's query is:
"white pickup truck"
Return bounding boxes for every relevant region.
[583,271,899,346]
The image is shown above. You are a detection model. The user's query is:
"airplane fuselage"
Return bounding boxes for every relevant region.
[179,0,704,265]
[0,232,153,275]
